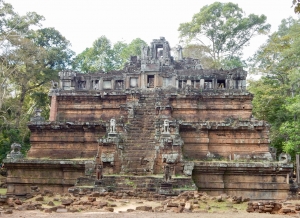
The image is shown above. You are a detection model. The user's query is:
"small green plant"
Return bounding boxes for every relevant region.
[124,178,137,188]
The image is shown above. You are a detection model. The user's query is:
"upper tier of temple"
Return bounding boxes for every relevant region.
[57,37,247,92]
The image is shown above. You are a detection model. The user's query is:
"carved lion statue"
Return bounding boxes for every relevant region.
[10,143,21,154]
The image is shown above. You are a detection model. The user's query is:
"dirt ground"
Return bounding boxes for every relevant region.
[2,191,299,218]
[4,210,295,218]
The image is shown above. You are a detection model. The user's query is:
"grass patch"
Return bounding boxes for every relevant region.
[24,195,62,208]
[197,199,247,212]
[0,189,7,195]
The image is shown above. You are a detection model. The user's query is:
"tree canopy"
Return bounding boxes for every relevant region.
[248,17,300,157]
[72,37,146,73]
[178,2,270,69]
[293,0,300,13]
[0,0,74,161]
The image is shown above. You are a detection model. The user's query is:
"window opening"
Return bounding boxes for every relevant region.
[130,78,138,88]
[103,80,111,89]
[179,80,187,89]
[115,80,124,90]
[204,79,212,89]
[147,75,155,88]
[191,80,200,89]
[217,79,226,89]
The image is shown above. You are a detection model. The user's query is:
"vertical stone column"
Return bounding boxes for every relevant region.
[140,74,145,89]
[200,79,204,89]
[172,76,176,87]
[49,95,57,122]
[99,78,103,91]
[125,76,130,89]
[111,79,115,90]
[138,75,141,88]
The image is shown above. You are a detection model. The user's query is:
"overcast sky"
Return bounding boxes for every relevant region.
[5,0,298,58]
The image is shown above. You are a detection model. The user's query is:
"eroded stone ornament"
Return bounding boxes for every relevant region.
[6,143,24,159]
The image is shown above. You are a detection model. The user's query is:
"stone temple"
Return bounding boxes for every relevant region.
[5,37,292,199]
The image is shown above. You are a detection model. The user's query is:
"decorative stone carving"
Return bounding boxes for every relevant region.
[51,80,58,89]
[171,134,184,146]
[278,153,291,163]
[96,164,103,180]
[141,45,149,59]
[163,164,172,182]
[101,153,114,165]
[176,45,183,61]
[163,119,169,134]
[110,118,116,133]
[85,161,95,176]
[6,143,23,159]
[30,108,45,123]
[128,107,134,118]
[162,153,178,164]
[183,162,194,176]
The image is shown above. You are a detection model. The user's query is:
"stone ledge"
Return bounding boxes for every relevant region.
[194,161,293,168]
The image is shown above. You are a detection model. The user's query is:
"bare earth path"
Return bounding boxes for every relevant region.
[5,210,294,218]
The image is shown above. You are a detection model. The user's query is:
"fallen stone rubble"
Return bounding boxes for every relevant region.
[247,201,300,215]
[0,190,250,214]
[0,189,298,215]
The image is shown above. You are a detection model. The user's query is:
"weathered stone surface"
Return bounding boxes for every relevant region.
[3,37,293,200]
[14,199,22,205]
[167,202,179,207]
[35,196,44,201]
[47,201,55,206]
[56,208,68,213]
[136,206,152,211]
[44,208,52,213]
[61,198,73,205]
[87,197,96,202]
[26,204,36,210]
[4,209,13,214]
[105,207,114,212]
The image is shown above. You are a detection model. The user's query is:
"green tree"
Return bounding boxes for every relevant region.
[178,2,270,68]
[72,36,115,73]
[72,37,147,73]
[293,0,300,13]
[182,44,215,68]
[0,0,74,161]
[121,38,147,61]
[248,17,300,156]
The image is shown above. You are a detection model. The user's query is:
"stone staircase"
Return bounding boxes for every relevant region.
[121,93,158,175]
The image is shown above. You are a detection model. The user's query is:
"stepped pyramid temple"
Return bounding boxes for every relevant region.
[5,37,293,199]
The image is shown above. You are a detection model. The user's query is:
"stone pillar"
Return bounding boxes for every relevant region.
[200,79,204,89]
[242,80,246,90]
[177,45,183,61]
[225,79,229,90]
[238,80,242,89]
[49,95,57,122]
[141,74,145,89]
[125,76,130,89]
[138,76,141,88]
[99,78,103,91]
[111,79,115,90]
